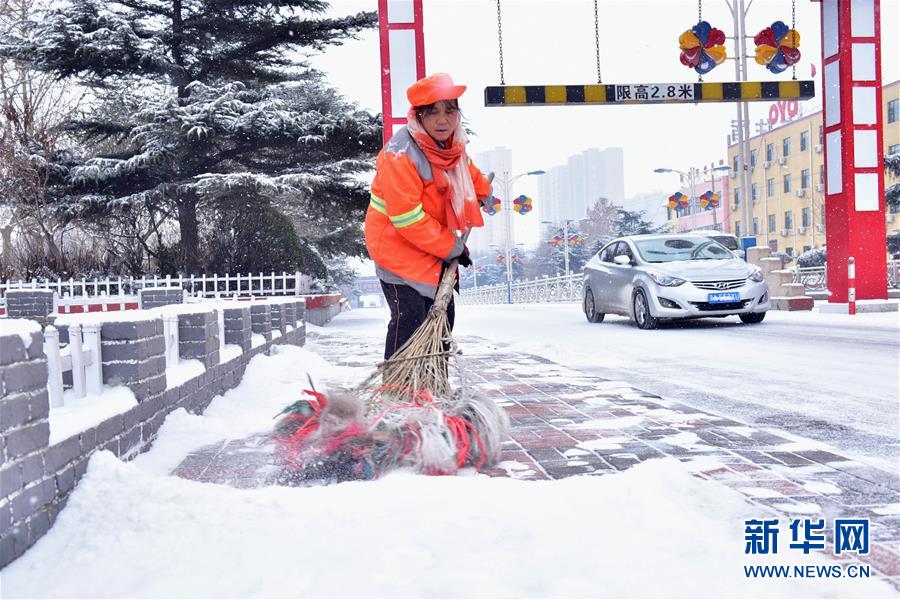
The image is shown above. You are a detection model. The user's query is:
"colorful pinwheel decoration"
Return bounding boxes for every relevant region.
[754,21,801,74]
[699,190,720,209]
[568,232,586,247]
[513,195,533,215]
[549,233,564,247]
[481,196,502,216]
[668,192,689,210]
[678,21,727,75]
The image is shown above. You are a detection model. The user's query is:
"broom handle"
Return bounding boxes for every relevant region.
[432,173,492,312]
[432,228,472,312]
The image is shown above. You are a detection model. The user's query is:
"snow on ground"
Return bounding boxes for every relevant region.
[132,345,348,476]
[447,302,899,469]
[4,453,894,599]
[48,386,138,445]
[3,310,896,598]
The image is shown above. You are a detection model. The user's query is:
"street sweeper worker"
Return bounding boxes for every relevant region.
[365,72,493,360]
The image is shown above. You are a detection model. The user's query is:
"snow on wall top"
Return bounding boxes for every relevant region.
[53,311,161,327]
[0,318,42,347]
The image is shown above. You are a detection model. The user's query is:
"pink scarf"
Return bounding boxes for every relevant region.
[407,108,478,232]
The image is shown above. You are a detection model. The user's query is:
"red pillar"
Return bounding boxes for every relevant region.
[818,0,887,302]
[378,0,426,146]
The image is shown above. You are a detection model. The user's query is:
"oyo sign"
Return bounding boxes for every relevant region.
[768,99,799,126]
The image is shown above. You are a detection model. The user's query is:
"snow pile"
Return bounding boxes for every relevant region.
[220,343,242,363]
[49,386,138,444]
[165,358,205,389]
[0,318,41,347]
[132,345,344,476]
[3,453,894,598]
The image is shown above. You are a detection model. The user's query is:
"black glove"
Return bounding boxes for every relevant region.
[458,245,472,268]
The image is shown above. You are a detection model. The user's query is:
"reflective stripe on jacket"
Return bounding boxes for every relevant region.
[365,127,492,298]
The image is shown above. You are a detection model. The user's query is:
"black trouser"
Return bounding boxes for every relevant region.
[381,280,455,360]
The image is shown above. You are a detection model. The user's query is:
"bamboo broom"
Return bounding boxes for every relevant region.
[357,227,472,411]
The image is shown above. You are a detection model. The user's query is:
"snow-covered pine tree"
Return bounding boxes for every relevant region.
[885,153,900,209]
[0,0,381,275]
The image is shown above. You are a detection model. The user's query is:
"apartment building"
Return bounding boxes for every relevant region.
[726,80,899,257]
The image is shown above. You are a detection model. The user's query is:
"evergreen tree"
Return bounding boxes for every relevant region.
[885,153,900,209]
[1,0,381,275]
[613,207,658,237]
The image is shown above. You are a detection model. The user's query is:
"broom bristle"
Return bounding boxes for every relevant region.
[358,308,456,411]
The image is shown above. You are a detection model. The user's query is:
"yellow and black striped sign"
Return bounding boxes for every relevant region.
[484,81,815,106]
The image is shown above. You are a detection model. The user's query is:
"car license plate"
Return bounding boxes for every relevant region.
[707,292,740,304]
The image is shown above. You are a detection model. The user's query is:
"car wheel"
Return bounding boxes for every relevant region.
[739,312,766,324]
[632,289,659,330]
[584,288,605,323]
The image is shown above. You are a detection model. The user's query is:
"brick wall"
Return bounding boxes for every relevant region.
[176,310,220,368]
[250,304,272,341]
[5,290,55,320]
[0,306,310,568]
[0,325,52,564]
[139,288,185,309]
[222,307,252,352]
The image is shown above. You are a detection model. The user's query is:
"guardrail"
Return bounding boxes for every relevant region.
[793,260,900,293]
[0,271,315,297]
[459,274,583,305]
[463,260,900,305]
[0,272,320,316]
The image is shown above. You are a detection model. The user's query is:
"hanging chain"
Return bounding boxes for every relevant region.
[594,0,602,83]
[496,0,505,85]
[791,0,797,80]
[697,0,704,82]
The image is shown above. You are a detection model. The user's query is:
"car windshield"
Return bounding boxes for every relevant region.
[711,235,739,251]
[634,238,733,263]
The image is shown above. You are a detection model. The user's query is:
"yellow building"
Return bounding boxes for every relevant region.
[725,79,899,257]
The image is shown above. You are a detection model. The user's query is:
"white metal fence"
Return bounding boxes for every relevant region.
[43,324,102,408]
[459,274,584,305]
[793,260,900,293]
[0,272,318,315]
[461,261,900,305]
[1,271,316,298]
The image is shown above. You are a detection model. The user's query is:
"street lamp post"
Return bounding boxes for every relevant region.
[494,169,545,304]
[542,217,588,276]
[707,165,730,231]
[655,165,729,231]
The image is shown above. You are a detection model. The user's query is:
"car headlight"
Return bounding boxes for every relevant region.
[647,271,686,287]
[748,268,765,282]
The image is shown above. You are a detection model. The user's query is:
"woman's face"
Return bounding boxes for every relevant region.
[419,100,459,143]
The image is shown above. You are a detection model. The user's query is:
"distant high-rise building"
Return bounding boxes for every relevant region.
[538,147,624,226]
[470,147,513,255]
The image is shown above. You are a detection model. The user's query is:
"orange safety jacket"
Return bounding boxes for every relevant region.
[365,127,492,299]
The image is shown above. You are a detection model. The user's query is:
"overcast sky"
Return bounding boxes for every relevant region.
[312,0,900,251]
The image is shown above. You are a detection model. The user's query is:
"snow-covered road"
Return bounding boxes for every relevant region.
[444,303,900,469]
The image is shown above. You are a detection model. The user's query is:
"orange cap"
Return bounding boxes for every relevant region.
[406,73,467,107]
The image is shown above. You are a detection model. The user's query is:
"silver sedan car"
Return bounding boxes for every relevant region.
[582,234,770,329]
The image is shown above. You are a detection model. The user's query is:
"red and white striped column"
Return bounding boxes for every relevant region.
[378,0,426,145]
[818,0,888,303]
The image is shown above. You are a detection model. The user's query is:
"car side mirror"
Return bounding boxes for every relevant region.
[613,255,631,266]
[733,249,746,259]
